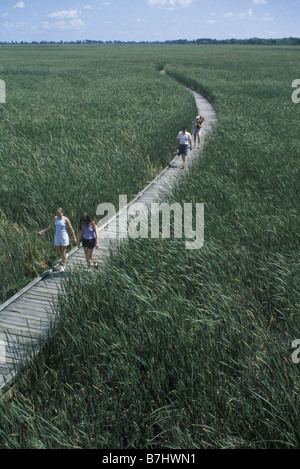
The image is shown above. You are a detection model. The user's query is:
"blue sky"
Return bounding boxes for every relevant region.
[0,0,299,42]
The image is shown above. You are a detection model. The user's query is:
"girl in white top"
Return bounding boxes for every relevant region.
[38,207,77,272]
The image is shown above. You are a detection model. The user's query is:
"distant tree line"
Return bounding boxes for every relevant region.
[1,37,300,46]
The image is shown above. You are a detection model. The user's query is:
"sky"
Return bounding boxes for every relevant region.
[0,0,299,43]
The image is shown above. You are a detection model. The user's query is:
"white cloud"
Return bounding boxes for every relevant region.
[42,18,84,30]
[43,10,85,31]
[13,1,25,8]
[4,21,25,29]
[238,8,255,19]
[83,5,92,9]
[223,12,233,18]
[262,13,274,21]
[252,0,267,4]
[60,19,84,29]
[147,0,195,9]
[47,10,81,20]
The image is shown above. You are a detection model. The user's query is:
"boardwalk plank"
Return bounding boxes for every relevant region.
[0,310,53,323]
[19,294,54,304]
[0,318,48,334]
[10,301,53,312]
[0,325,46,340]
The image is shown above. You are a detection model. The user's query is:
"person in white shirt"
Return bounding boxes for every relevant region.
[177,126,192,168]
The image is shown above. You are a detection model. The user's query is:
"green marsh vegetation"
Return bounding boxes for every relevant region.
[0,45,299,448]
[0,45,195,301]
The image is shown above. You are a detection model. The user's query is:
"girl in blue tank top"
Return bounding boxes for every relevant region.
[38,208,77,272]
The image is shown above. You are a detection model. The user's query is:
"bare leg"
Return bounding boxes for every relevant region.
[84,247,95,268]
[55,245,67,271]
[89,249,96,267]
[56,246,65,263]
[84,247,91,267]
[61,247,67,266]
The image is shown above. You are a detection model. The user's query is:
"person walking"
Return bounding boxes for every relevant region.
[177,126,192,168]
[77,212,99,269]
[192,115,205,149]
[38,207,77,272]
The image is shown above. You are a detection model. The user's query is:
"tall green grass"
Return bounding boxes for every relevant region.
[0,45,299,449]
[0,45,195,302]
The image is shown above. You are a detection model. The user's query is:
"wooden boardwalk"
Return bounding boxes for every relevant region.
[0,88,217,395]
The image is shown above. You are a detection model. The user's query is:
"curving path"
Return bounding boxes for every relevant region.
[0,82,217,396]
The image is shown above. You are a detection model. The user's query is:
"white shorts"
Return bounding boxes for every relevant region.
[54,234,69,247]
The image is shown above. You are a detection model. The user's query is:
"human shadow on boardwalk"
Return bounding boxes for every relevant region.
[46,271,72,280]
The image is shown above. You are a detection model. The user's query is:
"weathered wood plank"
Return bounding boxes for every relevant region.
[18,295,54,305]
[0,325,47,340]
[21,291,58,301]
[0,318,48,334]
[7,303,54,315]
[0,310,53,324]
[33,283,62,292]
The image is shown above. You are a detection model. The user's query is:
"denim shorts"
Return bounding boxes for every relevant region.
[179,144,189,156]
[82,237,96,250]
[193,127,201,136]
